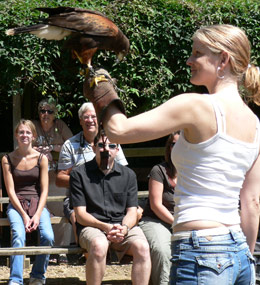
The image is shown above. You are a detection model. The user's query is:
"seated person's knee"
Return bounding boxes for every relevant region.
[90,237,109,259]
[131,239,150,258]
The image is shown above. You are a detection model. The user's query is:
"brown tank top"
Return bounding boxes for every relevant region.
[6,154,42,199]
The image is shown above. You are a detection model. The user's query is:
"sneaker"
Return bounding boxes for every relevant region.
[8,281,20,285]
[29,278,46,285]
[49,254,58,263]
[57,254,68,264]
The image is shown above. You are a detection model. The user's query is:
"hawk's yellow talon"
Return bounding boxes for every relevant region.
[90,75,108,87]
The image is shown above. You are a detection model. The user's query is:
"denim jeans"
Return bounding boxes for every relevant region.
[7,204,54,284]
[170,229,255,285]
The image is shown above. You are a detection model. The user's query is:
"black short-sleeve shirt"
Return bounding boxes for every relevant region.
[70,158,138,226]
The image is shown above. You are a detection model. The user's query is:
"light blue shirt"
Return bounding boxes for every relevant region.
[58,131,128,171]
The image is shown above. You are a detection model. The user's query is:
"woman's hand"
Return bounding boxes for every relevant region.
[35,146,53,161]
[22,213,32,232]
[52,144,61,152]
[26,213,40,232]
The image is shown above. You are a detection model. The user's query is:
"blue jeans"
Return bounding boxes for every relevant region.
[170,229,255,285]
[7,204,54,284]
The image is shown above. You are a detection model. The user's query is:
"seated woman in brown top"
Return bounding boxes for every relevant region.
[33,99,73,263]
[139,132,179,285]
[2,119,54,285]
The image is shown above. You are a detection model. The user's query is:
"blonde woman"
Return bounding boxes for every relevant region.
[85,24,260,284]
[2,119,54,285]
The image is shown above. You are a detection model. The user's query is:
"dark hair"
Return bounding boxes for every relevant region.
[94,133,103,146]
[164,132,179,178]
[94,133,111,146]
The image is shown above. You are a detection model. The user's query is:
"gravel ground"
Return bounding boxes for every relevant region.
[0,257,132,285]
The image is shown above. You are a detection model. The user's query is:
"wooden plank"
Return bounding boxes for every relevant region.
[0,218,9,226]
[0,245,84,256]
[13,92,21,150]
[123,147,164,157]
[0,192,149,226]
[137,191,149,198]
[0,191,148,204]
[0,216,68,227]
[1,147,164,160]
[0,196,67,204]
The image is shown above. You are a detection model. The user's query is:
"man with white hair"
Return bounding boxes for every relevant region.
[56,102,127,246]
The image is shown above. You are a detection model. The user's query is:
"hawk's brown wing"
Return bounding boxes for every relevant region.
[37,7,118,37]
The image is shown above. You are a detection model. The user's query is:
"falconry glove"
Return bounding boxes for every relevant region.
[83,68,126,124]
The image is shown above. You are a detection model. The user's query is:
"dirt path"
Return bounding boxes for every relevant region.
[0,258,132,284]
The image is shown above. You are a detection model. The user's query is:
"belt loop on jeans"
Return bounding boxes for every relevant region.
[191,230,200,248]
[229,228,239,242]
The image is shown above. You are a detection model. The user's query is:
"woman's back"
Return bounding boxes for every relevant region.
[214,92,257,143]
[180,89,258,146]
[172,93,260,229]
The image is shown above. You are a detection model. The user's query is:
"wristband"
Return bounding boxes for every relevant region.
[123,224,130,235]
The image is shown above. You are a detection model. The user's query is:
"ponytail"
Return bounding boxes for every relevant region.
[243,64,260,105]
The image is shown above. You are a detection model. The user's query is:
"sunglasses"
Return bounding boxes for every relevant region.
[40,109,54,115]
[97,142,117,149]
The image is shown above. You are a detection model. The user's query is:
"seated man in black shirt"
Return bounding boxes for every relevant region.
[70,134,151,285]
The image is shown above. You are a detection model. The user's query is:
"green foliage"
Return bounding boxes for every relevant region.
[1,0,260,124]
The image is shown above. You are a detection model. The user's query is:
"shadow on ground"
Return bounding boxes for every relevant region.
[0,279,131,285]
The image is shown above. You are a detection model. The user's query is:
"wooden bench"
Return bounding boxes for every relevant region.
[1,146,260,281]
[0,245,85,256]
[0,146,160,261]
[0,192,149,258]
[0,192,148,228]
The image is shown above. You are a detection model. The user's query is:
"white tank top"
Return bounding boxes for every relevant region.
[171,96,260,226]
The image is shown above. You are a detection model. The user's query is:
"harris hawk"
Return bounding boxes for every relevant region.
[6,6,130,82]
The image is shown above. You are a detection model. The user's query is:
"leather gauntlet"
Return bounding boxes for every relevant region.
[83,68,125,123]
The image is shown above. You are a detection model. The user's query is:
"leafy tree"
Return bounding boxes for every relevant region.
[1,0,260,150]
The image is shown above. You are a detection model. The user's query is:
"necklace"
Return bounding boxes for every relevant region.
[39,123,53,147]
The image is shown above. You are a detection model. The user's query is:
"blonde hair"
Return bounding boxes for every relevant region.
[15,119,37,139]
[193,24,260,105]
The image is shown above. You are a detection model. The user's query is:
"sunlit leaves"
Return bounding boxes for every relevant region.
[1,0,260,120]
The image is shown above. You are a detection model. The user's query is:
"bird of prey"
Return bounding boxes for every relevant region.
[6,6,130,76]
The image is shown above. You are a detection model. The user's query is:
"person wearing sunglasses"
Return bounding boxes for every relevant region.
[55,102,127,262]
[70,134,151,285]
[33,99,73,264]
[139,131,179,285]
[33,99,73,167]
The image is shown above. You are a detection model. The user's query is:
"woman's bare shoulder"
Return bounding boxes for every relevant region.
[169,92,210,106]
